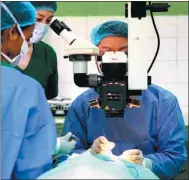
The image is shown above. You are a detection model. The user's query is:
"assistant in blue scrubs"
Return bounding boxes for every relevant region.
[1,2,56,179]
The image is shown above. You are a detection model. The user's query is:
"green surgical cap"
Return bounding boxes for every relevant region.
[90,20,128,46]
[30,1,57,13]
[1,2,36,31]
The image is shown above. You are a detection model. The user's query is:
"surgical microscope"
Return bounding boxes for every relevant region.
[50,1,170,117]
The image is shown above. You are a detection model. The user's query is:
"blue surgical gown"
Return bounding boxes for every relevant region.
[1,65,57,179]
[63,85,187,179]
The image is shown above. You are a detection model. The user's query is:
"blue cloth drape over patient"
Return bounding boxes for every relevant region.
[38,151,159,179]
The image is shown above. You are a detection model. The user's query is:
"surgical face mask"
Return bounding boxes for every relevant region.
[1,41,28,66]
[17,44,33,70]
[1,2,29,66]
[30,22,49,43]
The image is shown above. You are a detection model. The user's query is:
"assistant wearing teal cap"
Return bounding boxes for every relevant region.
[1,1,36,30]
[30,1,57,13]
[1,2,57,179]
[90,20,128,46]
[20,1,59,100]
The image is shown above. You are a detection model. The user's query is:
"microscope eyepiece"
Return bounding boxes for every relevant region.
[50,19,63,35]
[50,19,72,35]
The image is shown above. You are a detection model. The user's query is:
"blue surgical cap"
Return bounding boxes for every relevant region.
[1,2,36,31]
[90,20,128,46]
[30,2,57,13]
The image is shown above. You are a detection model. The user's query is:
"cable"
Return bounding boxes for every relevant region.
[52,154,70,169]
[147,1,160,74]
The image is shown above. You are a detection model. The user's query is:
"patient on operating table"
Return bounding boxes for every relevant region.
[38,137,159,179]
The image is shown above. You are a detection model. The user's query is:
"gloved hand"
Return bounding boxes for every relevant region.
[119,149,144,164]
[90,136,115,155]
[54,132,77,155]
[119,149,152,169]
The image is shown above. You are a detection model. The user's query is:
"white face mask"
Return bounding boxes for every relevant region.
[1,41,28,66]
[30,22,49,43]
[1,2,29,67]
[17,44,33,70]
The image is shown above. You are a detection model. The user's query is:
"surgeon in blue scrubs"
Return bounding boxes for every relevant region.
[1,2,57,179]
[63,20,187,179]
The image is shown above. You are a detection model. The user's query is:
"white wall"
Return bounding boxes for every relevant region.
[43,16,188,125]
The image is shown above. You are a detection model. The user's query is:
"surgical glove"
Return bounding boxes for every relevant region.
[90,136,115,155]
[119,149,144,165]
[119,149,152,170]
[54,132,76,155]
[141,158,153,170]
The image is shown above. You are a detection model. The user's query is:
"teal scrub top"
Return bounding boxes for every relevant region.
[1,60,14,68]
[22,41,58,100]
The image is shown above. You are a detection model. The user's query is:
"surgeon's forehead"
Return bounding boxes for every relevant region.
[98,36,128,49]
[36,10,54,17]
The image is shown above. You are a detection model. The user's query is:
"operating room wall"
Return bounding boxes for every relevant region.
[43,15,188,125]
